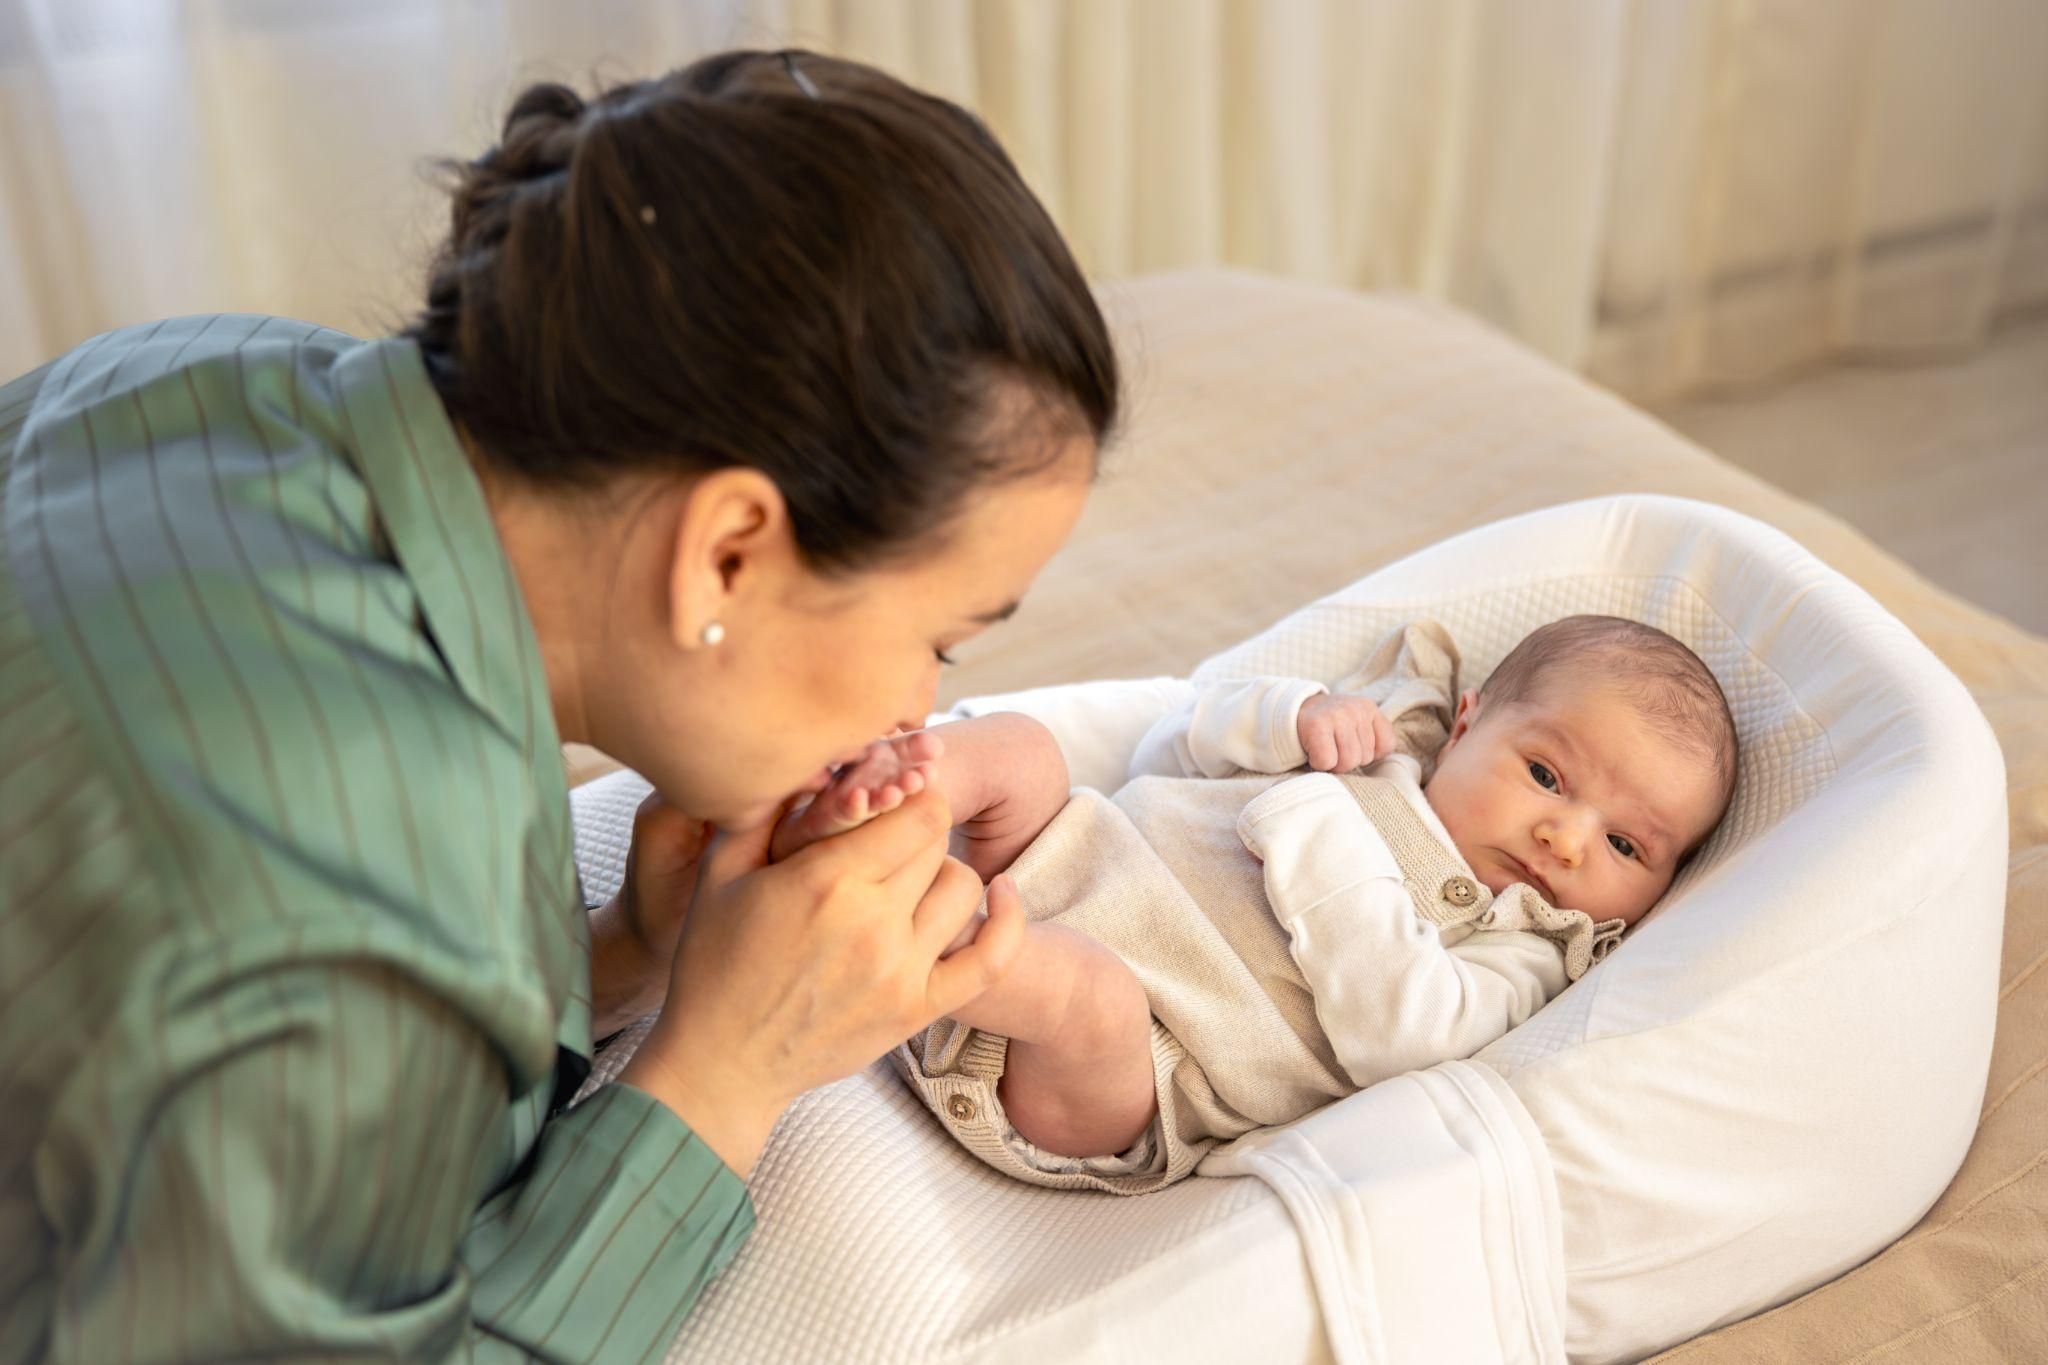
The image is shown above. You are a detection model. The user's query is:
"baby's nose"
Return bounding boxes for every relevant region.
[1538,818,1586,866]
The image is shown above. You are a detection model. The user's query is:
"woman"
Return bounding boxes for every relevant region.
[0,50,1116,1363]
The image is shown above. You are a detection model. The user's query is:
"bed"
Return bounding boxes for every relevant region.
[564,270,2047,1361]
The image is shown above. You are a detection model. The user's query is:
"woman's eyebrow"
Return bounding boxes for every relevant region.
[968,600,1021,624]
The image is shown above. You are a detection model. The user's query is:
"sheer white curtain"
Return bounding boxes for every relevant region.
[2,0,2043,400]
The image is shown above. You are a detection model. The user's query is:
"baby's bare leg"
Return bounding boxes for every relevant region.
[949,919,1158,1159]
[920,712,1072,881]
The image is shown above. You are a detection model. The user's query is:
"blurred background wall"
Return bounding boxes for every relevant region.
[4,0,2044,401]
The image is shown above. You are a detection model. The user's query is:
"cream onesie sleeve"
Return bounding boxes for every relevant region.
[1235,770,1567,1088]
[1127,674,1330,779]
[1127,619,1463,782]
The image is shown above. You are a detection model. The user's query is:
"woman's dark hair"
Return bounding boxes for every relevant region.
[405,49,1119,572]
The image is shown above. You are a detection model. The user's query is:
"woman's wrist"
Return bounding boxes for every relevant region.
[617,1023,787,1181]
[587,894,669,1038]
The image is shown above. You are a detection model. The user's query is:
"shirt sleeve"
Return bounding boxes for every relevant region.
[1234,773,1566,1089]
[39,956,752,1365]
[1127,676,1330,779]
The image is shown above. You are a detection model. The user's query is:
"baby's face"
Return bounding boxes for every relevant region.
[1422,679,1724,927]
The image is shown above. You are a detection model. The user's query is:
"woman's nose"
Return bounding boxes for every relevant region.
[902,678,941,734]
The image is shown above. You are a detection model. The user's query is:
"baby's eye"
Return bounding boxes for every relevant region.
[1528,761,1558,791]
[933,647,959,667]
[1608,833,1638,860]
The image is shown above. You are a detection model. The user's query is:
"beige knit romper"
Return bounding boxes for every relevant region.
[893,623,1623,1195]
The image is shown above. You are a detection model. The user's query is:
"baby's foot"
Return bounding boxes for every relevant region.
[770,729,946,862]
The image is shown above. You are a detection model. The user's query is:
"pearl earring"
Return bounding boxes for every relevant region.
[700,621,725,647]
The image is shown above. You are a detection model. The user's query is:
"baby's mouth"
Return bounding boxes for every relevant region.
[1502,851,1554,902]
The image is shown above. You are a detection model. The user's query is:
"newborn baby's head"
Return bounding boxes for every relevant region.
[1423,615,1736,927]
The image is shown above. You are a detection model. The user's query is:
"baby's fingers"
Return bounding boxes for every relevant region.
[1333,717,1368,772]
[1302,720,1338,771]
[1370,707,1396,762]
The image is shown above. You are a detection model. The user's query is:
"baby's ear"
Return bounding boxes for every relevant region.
[1444,688,1483,746]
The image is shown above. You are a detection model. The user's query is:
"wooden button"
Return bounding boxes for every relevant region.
[1442,876,1479,907]
[947,1094,978,1122]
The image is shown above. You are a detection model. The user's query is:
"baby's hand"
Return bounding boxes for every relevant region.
[769,729,946,863]
[1296,693,1395,773]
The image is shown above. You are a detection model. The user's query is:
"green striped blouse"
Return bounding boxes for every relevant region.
[0,316,752,1363]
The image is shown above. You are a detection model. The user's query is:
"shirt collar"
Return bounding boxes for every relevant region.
[329,336,560,760]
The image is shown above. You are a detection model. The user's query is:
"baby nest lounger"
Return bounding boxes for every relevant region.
[570,494,2004,1364]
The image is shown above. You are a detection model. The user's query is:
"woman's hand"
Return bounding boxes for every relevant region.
[588,792,711,1038]
[619,786,1022,1179]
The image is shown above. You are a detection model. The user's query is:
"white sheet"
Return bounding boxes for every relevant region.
[1201,1061,1566,1365]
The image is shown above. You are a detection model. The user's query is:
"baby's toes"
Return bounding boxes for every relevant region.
[844,743,901,791]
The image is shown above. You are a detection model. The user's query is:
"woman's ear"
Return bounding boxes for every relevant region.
[1442,688,1483,748]
[665,468,789,650]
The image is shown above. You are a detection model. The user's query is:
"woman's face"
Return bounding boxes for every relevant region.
[612,434,1096,831]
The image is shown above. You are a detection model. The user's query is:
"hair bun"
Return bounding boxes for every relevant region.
[502,81,587,138]
[442,80,589,247]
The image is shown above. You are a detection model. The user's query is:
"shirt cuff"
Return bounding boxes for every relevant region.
[465,1082,754,1362]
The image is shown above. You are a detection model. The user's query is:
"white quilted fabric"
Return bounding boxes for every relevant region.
[575,779,1306,1365]
[569,494,2004,1364]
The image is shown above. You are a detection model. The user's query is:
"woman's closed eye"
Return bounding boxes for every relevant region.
[933,646,959,667]
[1528,760,1558,791]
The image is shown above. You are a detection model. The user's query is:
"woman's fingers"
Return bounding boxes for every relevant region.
[791,784,952,885]
[879,805,955,910]
[908,854,985,955]
[924,870,1023,1017]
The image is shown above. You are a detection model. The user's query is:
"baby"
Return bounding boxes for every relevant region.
[771,615,1738,1193]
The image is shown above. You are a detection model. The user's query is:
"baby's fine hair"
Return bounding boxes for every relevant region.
[1480,615,1739,824]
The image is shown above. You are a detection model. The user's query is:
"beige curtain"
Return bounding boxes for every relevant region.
[2,0,2043,401]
